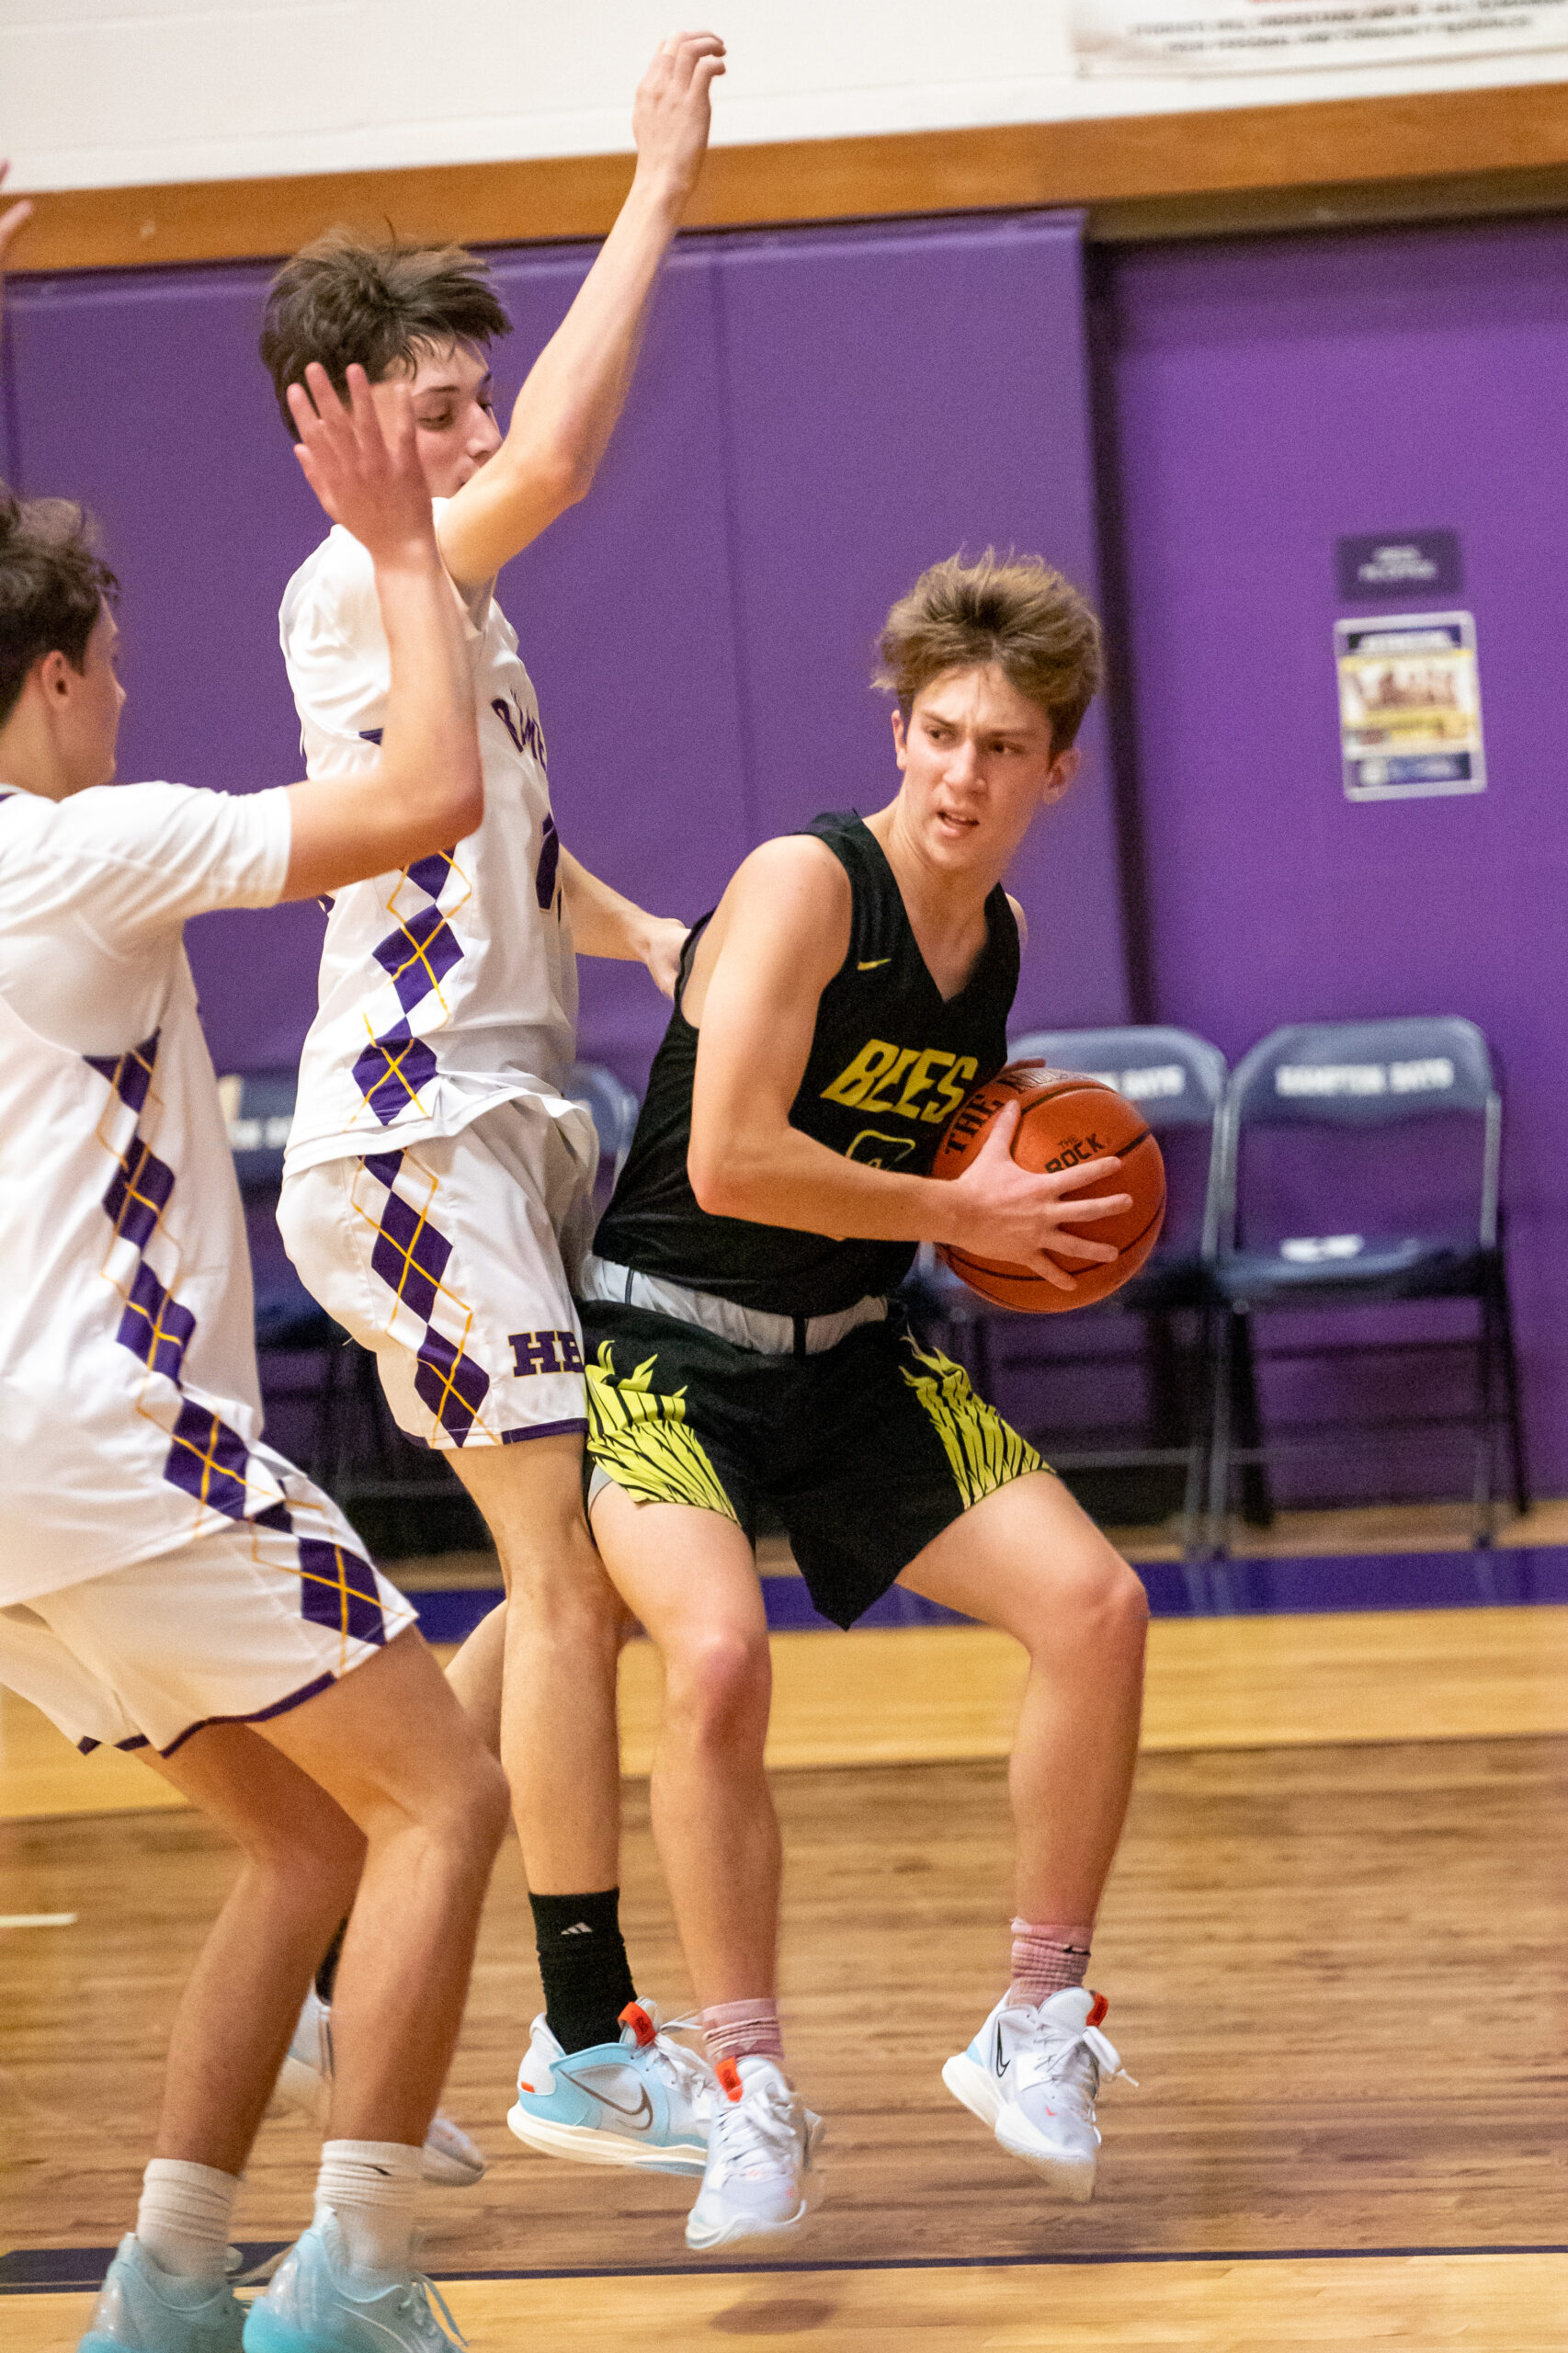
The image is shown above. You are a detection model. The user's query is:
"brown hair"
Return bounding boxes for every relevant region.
[259,231,511,438]
[0,482,119,731]
[876,549,1102,751]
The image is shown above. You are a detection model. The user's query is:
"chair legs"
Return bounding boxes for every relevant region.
[1232,1315,1274,1531]
[1204,1275,1529,1562]
[1471,1285,1498,1550]
[1180,1303,1219,1561]
[1202,1307,1236,1561]
[1491,1264,1531,1520]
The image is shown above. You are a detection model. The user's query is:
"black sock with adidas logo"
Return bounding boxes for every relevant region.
[529,1888,639,2053]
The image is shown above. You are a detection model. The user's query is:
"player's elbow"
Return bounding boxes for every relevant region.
[507,440,594,524]
[393,755,483,852]
[687,1135,751,1220]
[449,754,484,836]
[551,450,597,511]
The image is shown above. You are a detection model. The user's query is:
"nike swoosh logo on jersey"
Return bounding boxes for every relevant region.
[858,958,892,970]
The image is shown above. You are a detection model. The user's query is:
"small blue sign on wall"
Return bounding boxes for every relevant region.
[1335,529,1462,601]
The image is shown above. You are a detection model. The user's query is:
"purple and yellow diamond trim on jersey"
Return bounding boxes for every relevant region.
[85,1033,392,1654]
[86,1038,198,1386]
[357,1148,494,1442]
[354,852,472,1128]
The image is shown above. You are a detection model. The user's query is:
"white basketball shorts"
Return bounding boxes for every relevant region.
[278,1092,597,1450]
[0,1480,415,1756]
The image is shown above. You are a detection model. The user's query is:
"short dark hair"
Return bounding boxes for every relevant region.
[259,231,512,438]
[0,481,119,731]
[876,549,1103,753]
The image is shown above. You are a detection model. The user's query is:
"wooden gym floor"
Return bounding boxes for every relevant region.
[4,1514,1567,2347]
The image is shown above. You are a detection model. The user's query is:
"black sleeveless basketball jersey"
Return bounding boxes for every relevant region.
[591,811,1019,1318]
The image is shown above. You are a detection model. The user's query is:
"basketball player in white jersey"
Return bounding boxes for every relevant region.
[259,34,727,2173]
[0,370,509,2350]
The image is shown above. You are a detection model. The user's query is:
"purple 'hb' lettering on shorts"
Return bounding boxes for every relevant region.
[509,1328,584,1378]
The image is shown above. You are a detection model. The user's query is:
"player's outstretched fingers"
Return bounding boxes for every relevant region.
[0,196,33,266]
[289,363,429,551]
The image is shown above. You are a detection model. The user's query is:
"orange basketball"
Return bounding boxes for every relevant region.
[931,1062,1165,1313]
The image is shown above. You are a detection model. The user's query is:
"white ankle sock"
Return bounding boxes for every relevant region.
[135,2158,240,2282]
[314,2140,423,2276]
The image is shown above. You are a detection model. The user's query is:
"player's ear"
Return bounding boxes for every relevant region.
[891,706,908,771]
[36,647,74,705]
[1042,745,1080,805]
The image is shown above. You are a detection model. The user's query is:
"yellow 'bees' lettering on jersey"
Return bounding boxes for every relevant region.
[821,1038,979,1124]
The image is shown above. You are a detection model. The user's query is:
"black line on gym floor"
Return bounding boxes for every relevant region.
[5,2242,1566,2292]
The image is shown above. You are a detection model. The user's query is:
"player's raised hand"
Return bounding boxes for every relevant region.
[944,1101,1132,1292]
[631,32,726,211]
[0,163,35,297]
[287,362,436,563]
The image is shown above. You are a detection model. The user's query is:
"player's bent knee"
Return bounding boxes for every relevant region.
[664,1626,771,1750]
[1017,1548,1149,1660]
[1071,1554,1150,1654]
[505,1563,625,1654]
[426,1748,511,1868]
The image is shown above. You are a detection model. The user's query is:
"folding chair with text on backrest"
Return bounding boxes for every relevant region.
[1202,1016,1528,1555]
[907,1027,1234,1558]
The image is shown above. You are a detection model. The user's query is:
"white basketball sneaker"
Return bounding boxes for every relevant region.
[684,2055,824,2252]
[508,1999,717,2176]
[942,1986,1134,2202]
[274,1988,484,2188]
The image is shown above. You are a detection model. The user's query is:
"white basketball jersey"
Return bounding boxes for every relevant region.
[279,504,577,1174]
[0,780,296,1604]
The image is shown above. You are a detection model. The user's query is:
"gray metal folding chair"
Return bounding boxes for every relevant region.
[1204,1016,1528,1553]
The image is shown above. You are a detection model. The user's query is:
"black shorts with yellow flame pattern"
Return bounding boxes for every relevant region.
[577,1299,1048,1630]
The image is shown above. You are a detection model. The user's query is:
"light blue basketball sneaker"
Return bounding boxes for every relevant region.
[242,2214,462,2353]
[506,1998,716,2177]
[78,2234,246,2353]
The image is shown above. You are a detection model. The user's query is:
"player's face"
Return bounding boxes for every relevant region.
[892,665,1078,877]
[400,341,503,499]
[54,605,125,795]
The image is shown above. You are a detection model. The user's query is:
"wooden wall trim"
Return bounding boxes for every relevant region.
[12,80,1568,276]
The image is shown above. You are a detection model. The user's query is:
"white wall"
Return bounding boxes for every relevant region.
[2,0,1565,195]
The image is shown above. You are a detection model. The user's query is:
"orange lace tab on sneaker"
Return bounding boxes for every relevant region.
[716,2058,744,2103]
[619,2002,658,2049]
[1086,1993,1109,2029]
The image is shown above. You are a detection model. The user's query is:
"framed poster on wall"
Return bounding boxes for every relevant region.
[1335,613,1484,801]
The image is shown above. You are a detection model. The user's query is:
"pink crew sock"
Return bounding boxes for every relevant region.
[1009,1917,1094,2006]
[701,1997,785,2067]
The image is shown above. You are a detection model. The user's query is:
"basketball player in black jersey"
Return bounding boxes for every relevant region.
[575,552,1149,2249]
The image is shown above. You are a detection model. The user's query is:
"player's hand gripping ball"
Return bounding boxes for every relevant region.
[932,1063,1165,1312]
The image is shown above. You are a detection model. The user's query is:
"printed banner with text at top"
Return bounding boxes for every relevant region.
[1335,613,1484,801]
[1072,0,1568,74]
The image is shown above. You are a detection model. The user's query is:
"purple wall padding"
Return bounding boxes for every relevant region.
[2,210,1124,1093]
[1,262,332,1063]
[1102,217,1568,1489]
